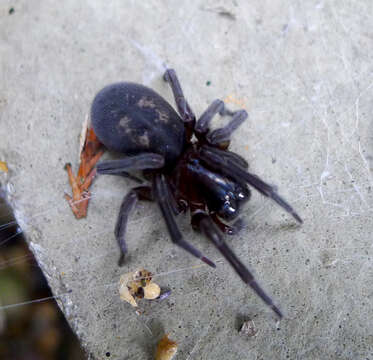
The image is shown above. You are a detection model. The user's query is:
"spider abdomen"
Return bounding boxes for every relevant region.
[91,82,186,165]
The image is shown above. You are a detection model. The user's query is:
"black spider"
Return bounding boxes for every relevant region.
[91,68,302,318]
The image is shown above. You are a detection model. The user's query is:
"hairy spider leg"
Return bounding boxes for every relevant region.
[206,110,248,146]
[96,152,166,265]
[199,147,303,224]
[153,173,216,268]
[201,145,249,169]
[164,178,182,216]
[96,153,165,175]
[195,99,226,134]
[163,68,196,139]
[192,212,283,318]
[184,173,280,316]
[115,186,153,266]
[194,99,248,148]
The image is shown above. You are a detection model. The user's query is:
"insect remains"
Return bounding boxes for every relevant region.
[119,268,168,307]
[88,68,302,318]
[64,121,104,219]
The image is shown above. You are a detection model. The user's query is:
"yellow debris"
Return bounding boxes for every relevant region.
[0,161,8,173]
[155,334,178,360]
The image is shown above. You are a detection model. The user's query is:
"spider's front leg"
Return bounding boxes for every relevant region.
[199,147,303,224]
[195,99,248,149]
[163,68,195,139]
[191,211,283,318]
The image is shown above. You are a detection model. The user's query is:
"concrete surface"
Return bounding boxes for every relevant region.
[1,0,373,359]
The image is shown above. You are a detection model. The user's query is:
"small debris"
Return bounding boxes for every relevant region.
[155,334,178,360]
[143,283,161,300]
[239,319,258,337]
[201,6,236,20]
[119,268,167,307]
[223,94,247,109]
[119,272,138,307]
[78,116,89,161]
[9,7,15,15]
[206,80,211,86]
[0,161,8,173]
[157,289,172,301]
[64,123,104,219]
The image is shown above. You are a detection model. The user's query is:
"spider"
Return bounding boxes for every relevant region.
[91,68,302,318]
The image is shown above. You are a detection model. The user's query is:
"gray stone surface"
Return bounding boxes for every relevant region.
[1,0,373,358]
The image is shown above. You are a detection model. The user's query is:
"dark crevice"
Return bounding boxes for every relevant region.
[0,185,86,360]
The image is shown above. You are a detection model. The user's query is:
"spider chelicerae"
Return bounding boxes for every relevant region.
[90,68,302,318]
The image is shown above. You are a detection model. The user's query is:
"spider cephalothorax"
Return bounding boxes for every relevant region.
[91,69,302,318]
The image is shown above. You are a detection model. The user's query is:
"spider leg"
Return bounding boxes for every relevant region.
[202,145,249,170]
[195,99,225,134]
[164,180,182,216]
[96,153,165,175]
[211,213,244,235]
[108,172,143,184]
[195,99,248,148]
[206,110,248,146]
[163,68,195,138]
[115,186,153,266]
[163,69,195,123]
[193,212,282,318]
[199,147,302,223]
[153,173,216,268]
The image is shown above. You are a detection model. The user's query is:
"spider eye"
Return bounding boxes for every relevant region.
[219,200,238,220]
[236,184,251,203]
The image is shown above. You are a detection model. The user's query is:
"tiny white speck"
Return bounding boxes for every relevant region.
[321,171,330,180]
[29,241,45,254]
